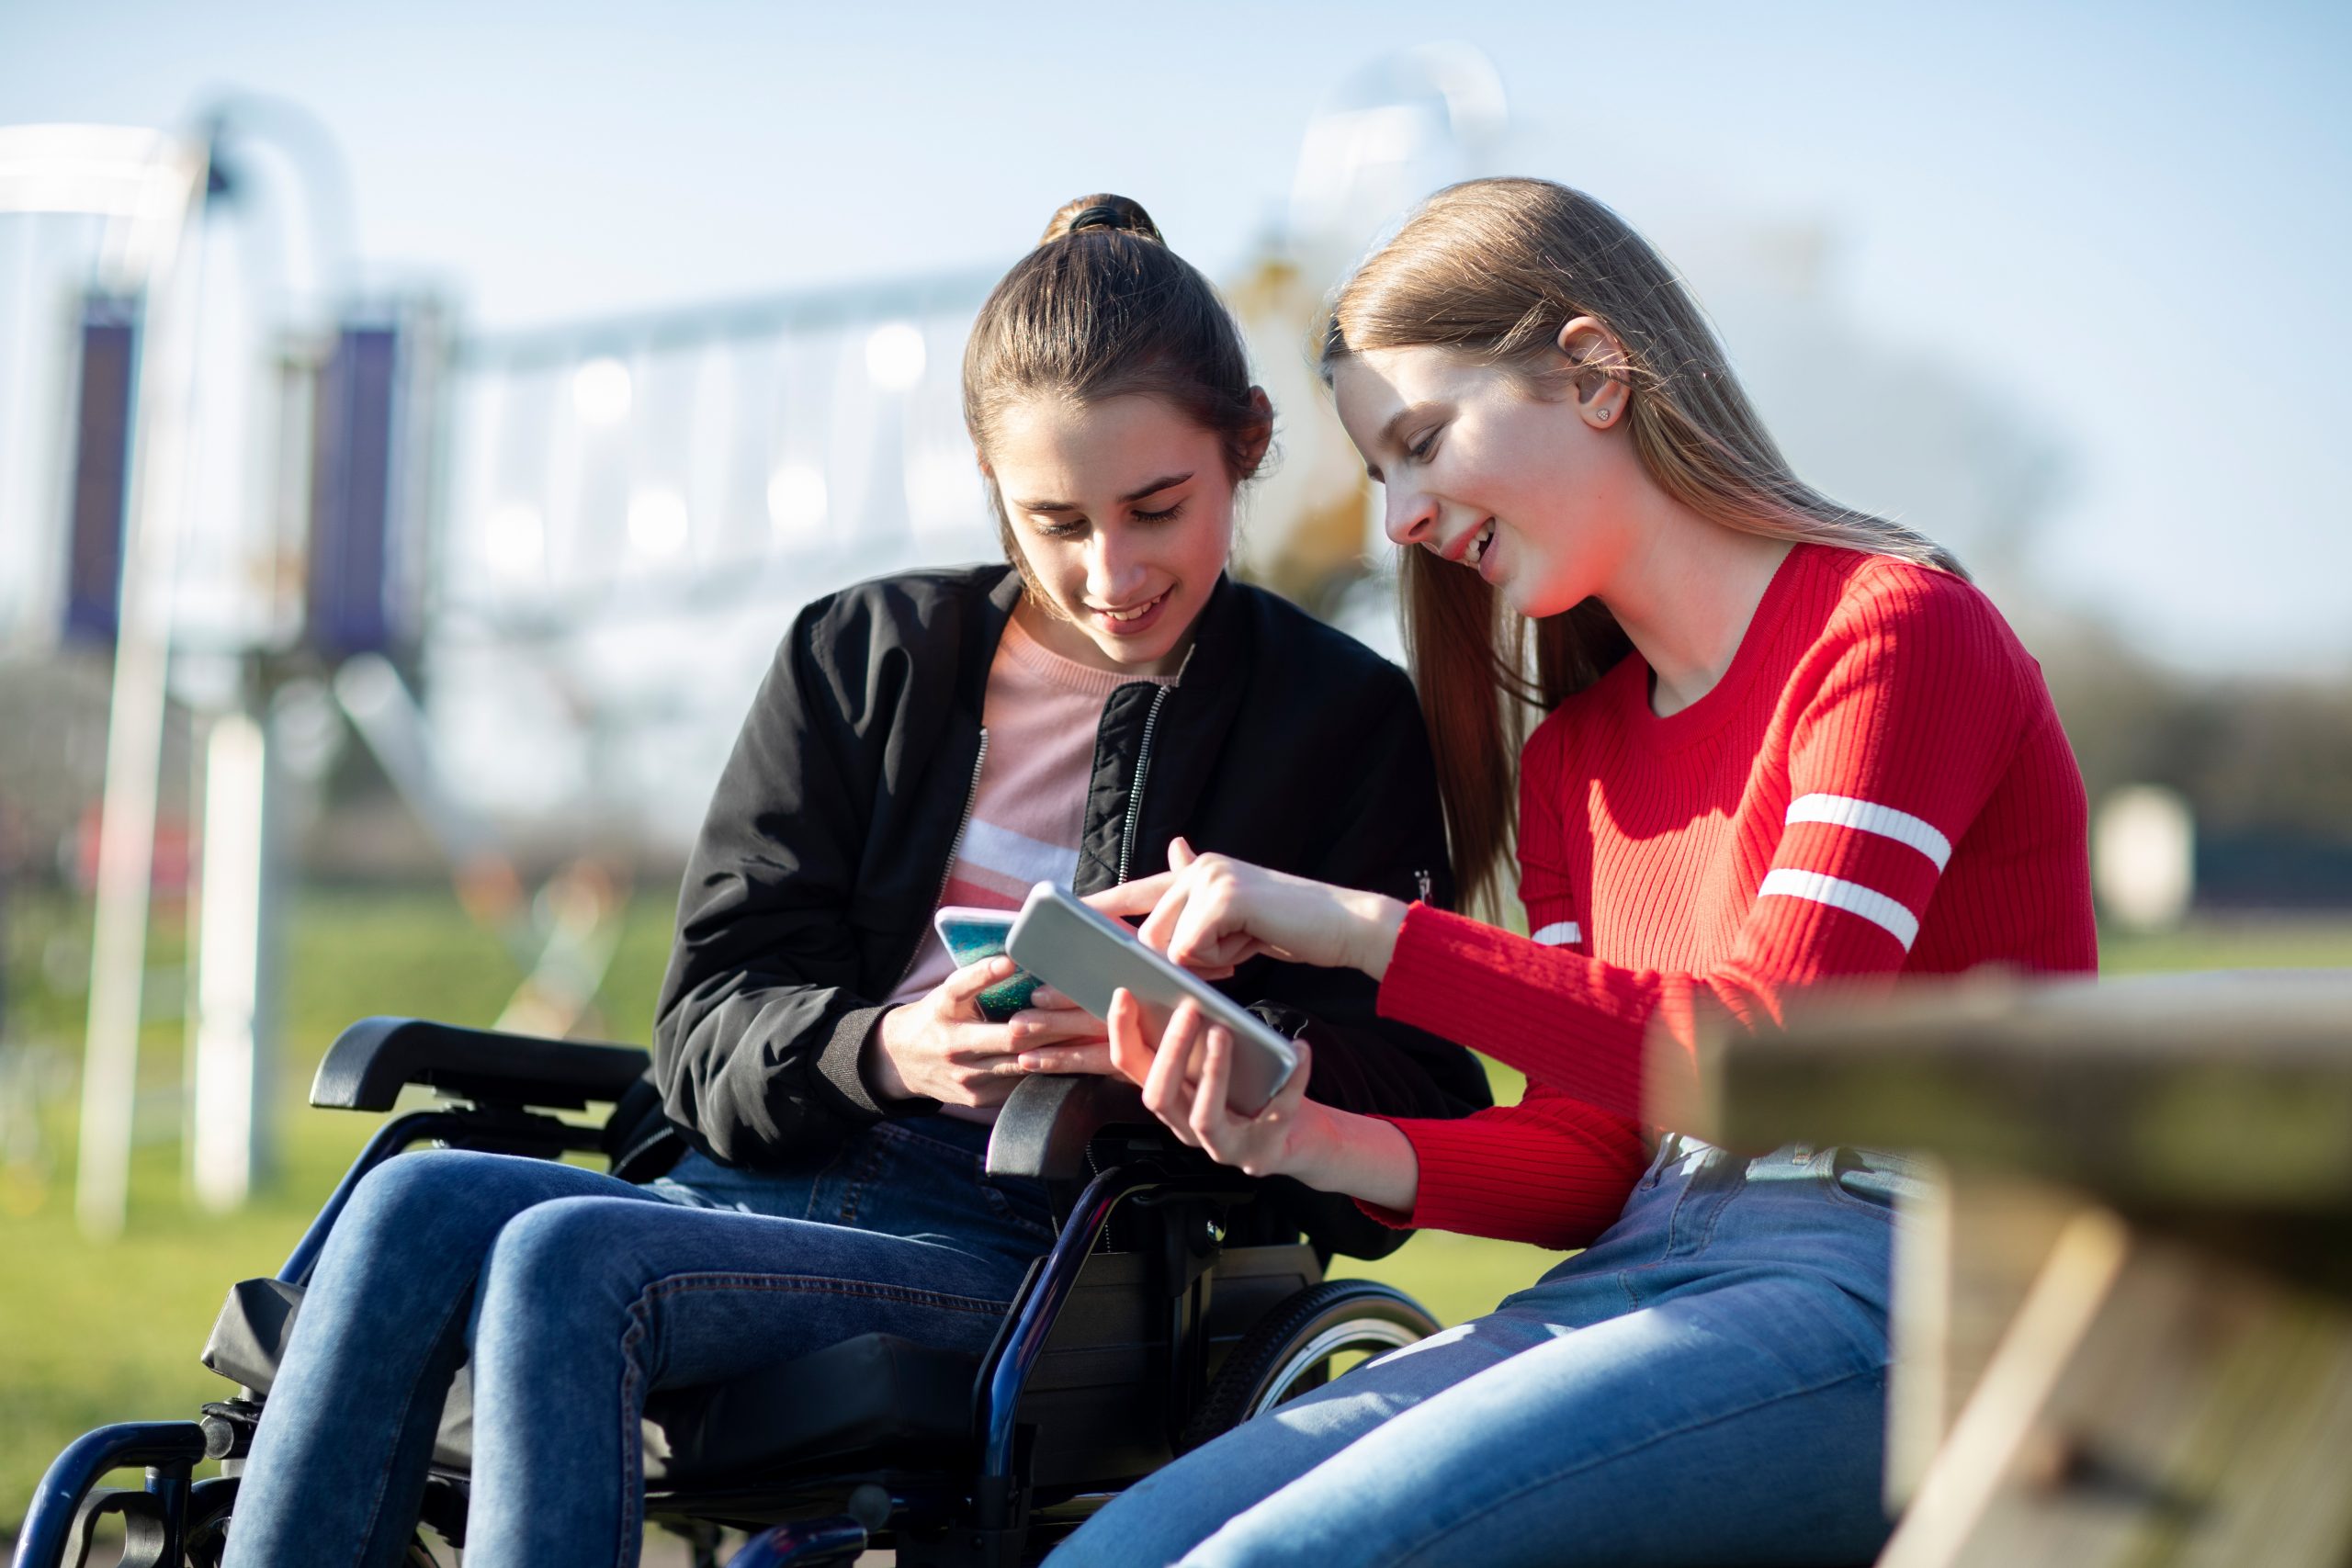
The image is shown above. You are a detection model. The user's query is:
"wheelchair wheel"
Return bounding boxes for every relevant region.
[1178,1279,1439,1451]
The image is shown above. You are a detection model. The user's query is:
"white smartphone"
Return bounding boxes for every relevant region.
[1005,881,1301,1116]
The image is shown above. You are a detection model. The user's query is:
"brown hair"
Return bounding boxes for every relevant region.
[1322,177,1961,915]
[964,194,1270,579]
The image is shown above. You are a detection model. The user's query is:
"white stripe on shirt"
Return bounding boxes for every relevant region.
[1784,793,1952,871]
[1530,920,1583,947]
[958,818,1078,890]
[1758,868,1920,950]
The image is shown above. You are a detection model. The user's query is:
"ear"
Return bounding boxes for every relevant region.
[1235,386,1275,477]
[1555,317,1630,430]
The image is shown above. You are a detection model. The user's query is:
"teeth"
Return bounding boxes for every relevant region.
[1103,592,1162,623]
[1465,523,1495,567]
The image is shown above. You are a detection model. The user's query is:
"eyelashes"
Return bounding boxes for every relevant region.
[1032,501,1186,539]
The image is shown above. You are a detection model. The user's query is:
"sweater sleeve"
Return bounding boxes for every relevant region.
[1353,709,1647,1248]
[1360,1087,1651,1248]
[1377,577,2036,1129]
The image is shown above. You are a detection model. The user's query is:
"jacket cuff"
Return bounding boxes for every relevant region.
[812,1005,940,1122]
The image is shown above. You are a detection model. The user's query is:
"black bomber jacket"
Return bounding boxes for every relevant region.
[650,565,1491,1258]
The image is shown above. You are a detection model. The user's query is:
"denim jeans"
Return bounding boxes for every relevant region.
[1049,1136,1912,1568]
[222,1115,1053,1568]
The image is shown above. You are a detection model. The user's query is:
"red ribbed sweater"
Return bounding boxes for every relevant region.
[1368,544,2096,1248]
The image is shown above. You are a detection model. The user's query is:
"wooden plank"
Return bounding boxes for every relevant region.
[1883,1212,2352,1568]
[1887,1170,2086,1508]
[1686,970,2352,1212]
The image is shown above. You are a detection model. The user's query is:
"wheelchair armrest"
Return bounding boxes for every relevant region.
[311,1016,650,1113]
[984,1073,1157,1182]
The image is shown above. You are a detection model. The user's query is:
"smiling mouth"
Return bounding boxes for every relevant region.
[1091,588,1170,624]
[1462,520,1497,568]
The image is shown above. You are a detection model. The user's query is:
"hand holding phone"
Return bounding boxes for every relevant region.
[932,906,1043,1023]
[1006,883,1300,1115]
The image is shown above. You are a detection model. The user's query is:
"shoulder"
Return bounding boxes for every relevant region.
[794,563,1013,651]
[1805,548,2033,700]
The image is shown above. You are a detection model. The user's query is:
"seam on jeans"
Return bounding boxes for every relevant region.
[837,1133,893,1226]
[640,1270,1016,1316]
[1379,1363,1886,1568]
[353,1281,478,1566]
[618,1291,651,1568]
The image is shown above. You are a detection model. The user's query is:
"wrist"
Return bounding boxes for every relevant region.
[1340,892,1408,980]
[863,1008,914,1102]
[1279,1099,1356,1191]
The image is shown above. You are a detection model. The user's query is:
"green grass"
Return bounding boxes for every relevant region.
[4,891,2349,1532]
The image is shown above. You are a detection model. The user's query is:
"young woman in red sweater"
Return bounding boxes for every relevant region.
[1042,179,2096,1567]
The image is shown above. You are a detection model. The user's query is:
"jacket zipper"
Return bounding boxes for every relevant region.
[1114,686,1172,885]
[892,728,989,990]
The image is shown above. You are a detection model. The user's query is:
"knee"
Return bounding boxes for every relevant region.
[336,1148,513,1245]
[479,1197,647,1321]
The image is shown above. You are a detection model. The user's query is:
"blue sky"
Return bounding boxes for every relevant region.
[6,0,2348,674]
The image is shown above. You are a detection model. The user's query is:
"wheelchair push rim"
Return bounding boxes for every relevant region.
[1181,1280,1442,1451]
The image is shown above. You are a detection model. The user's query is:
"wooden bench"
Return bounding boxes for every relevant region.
[1689,969,2352,1568]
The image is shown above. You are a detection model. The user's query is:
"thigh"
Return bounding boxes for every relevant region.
[306,1146,668,1320]
[1180,1270,1893,1568]
[472,1187,1041,1392]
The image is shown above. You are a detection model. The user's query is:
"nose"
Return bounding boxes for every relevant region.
[1086,528,1148,604]
[1381,479,1440,550]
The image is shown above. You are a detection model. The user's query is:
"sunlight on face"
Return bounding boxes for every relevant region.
[1331,348,1629,620]
[989,394,1238,675]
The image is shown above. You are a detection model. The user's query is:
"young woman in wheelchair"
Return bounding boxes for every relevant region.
[1042,178,2098,1567]
[219,195,1487,1568]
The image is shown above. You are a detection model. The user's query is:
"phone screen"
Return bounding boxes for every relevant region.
[933,908,1042,1022]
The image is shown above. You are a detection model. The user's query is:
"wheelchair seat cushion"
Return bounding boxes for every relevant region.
[206,1278,978,1483]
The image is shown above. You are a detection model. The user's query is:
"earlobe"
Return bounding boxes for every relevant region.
[1555,317,1628,428]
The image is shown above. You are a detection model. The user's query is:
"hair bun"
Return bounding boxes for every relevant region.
[1040,193,1164,247]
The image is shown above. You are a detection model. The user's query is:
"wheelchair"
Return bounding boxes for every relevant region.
[16,1017,1443,1568]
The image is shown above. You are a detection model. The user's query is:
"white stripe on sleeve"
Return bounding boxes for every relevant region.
[1784,794,1952,871]
[1530,920,1583,947]
[1758,868,1920,950]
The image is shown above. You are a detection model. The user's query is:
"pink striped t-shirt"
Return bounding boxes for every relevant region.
[887,612,1181,1013]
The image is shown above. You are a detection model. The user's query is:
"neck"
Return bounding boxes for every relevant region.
[1599,498,1794,719]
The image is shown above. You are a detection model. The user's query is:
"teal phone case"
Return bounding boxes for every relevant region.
[936,912,1042,1022]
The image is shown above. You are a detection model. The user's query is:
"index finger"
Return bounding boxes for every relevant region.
[1086,871,1176,918]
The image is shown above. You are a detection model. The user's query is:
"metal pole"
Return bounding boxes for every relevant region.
[189,703,275,1210]
[74,145,205,1238]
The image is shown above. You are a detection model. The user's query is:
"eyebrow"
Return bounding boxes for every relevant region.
[1363,404,1436,483]
[1016,471,1194,513]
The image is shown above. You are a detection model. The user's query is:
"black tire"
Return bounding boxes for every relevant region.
[1177,1280,1440,1453]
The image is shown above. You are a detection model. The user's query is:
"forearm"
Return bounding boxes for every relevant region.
[653,981,899,1165]
[1280,1101,1420,1214]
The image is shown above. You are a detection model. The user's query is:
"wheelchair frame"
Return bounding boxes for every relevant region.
[14,1017,1442,1568]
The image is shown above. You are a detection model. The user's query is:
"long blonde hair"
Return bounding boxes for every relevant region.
[1321,177,1960,915]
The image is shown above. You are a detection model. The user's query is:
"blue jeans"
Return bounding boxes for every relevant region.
[223,1115,1053,1568]
[1050,1137,1911,1568]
